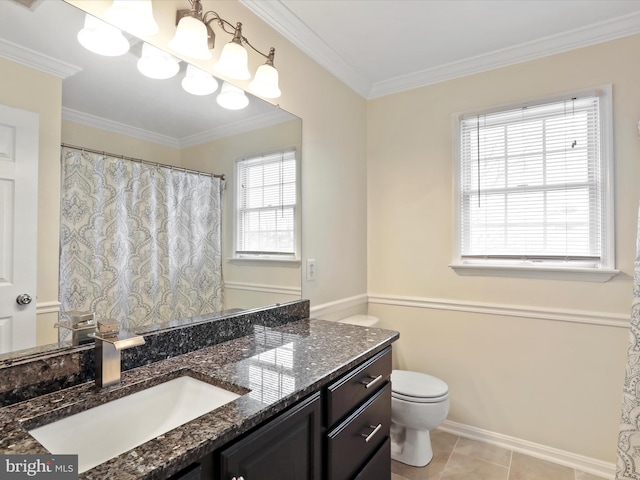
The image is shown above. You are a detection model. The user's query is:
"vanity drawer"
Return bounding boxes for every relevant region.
[326,346,391,426]
[326,382,391,480]
[353,437,391,480]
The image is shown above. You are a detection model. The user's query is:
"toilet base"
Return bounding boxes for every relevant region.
[390,424,433,467]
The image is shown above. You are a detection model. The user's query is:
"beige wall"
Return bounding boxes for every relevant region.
[0,57,62,345]
[367,35,640,463]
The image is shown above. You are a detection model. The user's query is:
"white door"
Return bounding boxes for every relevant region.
[0,104,38,354]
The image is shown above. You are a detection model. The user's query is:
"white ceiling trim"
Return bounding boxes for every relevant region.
[239,0,371,97]
[62,108,182,149]
[240,1,640,99]
[63,107,296,150]
[370,10,640,98]
[0,38,81,79]
[180,109,296,148]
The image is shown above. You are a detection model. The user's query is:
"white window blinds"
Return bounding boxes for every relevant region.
[236,150,297,256]
[459,94,609,267]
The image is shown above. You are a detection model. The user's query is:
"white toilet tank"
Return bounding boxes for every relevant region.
[339,315,380,327]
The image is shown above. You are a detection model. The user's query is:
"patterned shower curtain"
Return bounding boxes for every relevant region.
[618,204,640,478]
[59,146,224,329]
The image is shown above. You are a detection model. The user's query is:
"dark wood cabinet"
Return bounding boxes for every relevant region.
[354,438,391,480]
[326,383,391,480]
[325,347,392,480]
[175,346,393,480]
[218,392,322,480]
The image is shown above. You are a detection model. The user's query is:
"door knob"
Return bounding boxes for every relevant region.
[16,294,32,305]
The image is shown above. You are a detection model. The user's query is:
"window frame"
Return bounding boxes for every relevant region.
[450,86,618,282]
[232,148,300,263]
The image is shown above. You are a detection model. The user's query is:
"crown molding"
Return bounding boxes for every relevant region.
[0,38,81,79]
[179,109,295,148]
[240,1,640,99]
[62,107,181,149]
[370,10,640,98]
[239,0,371,98]
[63,107,295,150]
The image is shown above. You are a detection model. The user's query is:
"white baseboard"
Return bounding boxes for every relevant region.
[310,294,368,318]
[439,420,615,479]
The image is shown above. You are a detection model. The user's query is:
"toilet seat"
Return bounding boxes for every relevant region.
[391,370,449,403]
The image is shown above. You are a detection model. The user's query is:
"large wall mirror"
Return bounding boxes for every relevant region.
[0,0,302,359]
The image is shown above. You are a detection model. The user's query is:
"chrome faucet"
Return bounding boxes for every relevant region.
[92,319,145,388]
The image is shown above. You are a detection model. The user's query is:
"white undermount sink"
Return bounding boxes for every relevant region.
[28,376,240,473]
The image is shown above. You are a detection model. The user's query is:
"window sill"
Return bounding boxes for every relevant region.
[228,256,300,266]
[449,263,619,282]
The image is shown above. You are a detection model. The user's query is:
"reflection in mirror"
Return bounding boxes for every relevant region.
[0,0,302,359]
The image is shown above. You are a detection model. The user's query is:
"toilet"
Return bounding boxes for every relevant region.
[339,315,450,467]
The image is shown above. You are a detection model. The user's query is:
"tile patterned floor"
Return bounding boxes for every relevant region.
[391,431,608,480]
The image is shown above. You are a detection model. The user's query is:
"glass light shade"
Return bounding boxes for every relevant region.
[216,82,249,110]
[106,0,159,37]
[77,14,129,57]
[214,42,250,80]
[169,15,212,60]
[249,63,281,99]
[181,64,219,96]
[137,42,180,80]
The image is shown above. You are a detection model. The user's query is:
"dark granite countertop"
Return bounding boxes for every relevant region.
[0,319,399,479]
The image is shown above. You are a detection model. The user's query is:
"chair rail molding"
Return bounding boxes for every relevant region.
[367,293,629,328]
[36,301,61,316]
[310,294,368,318]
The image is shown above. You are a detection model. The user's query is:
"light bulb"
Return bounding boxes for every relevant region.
[106,0,159,37]
[182,64,219,96]
[249,63,281,99]
[77,14,129,57]
[137,43,180,80]
[216,82,249,110]
[169,15,212,60]
[214,42,250,80]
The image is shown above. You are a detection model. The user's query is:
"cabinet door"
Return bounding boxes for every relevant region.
[219,392,321,480]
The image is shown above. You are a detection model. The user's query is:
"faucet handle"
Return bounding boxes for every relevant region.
[97,319,121,336]
[91,319,145,351]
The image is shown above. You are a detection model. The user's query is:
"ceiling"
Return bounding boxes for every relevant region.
[241,0,640,99]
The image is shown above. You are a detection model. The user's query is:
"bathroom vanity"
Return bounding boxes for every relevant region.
[0,305,398,480]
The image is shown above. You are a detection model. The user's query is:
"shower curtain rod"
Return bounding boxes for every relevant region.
[61,143,225,180]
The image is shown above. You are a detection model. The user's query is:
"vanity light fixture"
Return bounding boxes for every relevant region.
[137,42,180,80]
[182,64,219,96]
[106,0,159,37]
[77,14,129,57]
[170,0,282,98]
[216,81,249,110]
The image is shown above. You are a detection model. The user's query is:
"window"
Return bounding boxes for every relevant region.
[235,150,297,259]
[452,87,616,281]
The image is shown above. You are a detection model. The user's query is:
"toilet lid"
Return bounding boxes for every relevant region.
[391,370,449,399]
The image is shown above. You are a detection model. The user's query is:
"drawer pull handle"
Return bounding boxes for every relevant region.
[361,374,383,389]
[232,477,245,480]
[361,423,382,443]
